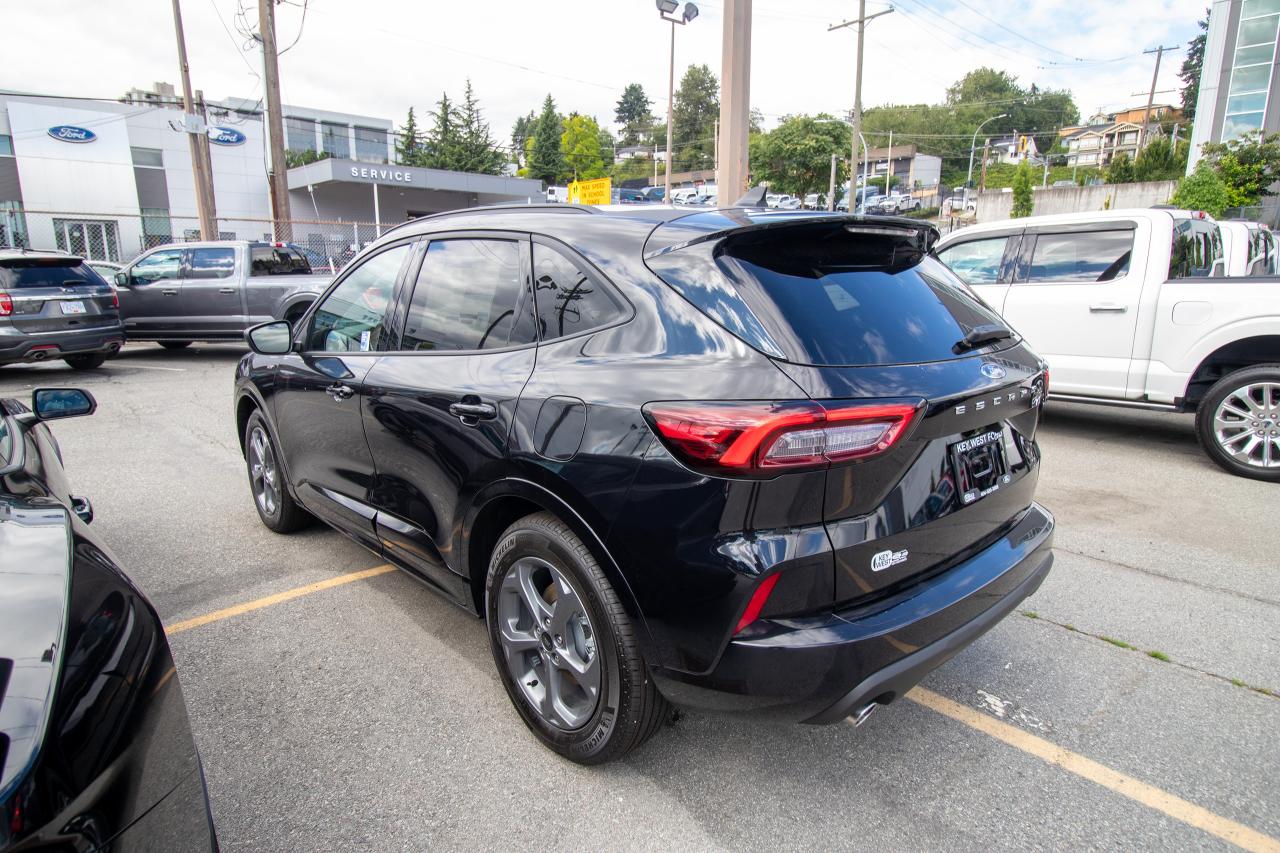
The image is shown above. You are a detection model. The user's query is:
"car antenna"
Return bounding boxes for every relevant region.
[734,184,769,208]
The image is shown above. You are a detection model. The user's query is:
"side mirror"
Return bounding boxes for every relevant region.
[114,271,130,287]
[32,388,96,420]
[246,320,295,355]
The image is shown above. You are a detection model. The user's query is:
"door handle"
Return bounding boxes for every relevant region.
[1089,303,1128,313]
[448,401,497,423]
[326,383,356,401]
[161,288,179,295]
[218,287,236,294]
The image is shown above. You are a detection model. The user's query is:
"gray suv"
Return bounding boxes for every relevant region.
[112,241,332,348]
[0,250,124,369]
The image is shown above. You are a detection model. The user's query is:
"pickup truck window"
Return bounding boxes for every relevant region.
[250,246,312,276]
[935,236,1011,284]
[132,249,183,283]
[1024,230,1132,283]
[1169,219,1223,279]
[188,247,235,280]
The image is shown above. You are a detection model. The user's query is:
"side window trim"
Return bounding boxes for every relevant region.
[530,233,634,343]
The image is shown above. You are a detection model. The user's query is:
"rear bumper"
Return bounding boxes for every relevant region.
[0,326,125,363]
[652,502,1054,723]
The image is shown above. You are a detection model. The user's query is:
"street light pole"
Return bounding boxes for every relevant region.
[966,113,1008,188]
[829,2,893,210]
[657,1,699,203]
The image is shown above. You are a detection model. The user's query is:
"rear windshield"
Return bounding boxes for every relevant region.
[250,246,312,276]
[0,258,107,289]
[648,223,1010,366]
[1169,218,1223,279]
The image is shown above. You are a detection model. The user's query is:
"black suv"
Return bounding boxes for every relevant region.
[234,205,1054,764]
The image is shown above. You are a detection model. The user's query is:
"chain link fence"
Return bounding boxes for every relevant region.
[0,209,389,274]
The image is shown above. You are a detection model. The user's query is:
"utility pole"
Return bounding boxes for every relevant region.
[1139,45,1180,152]
[829,2,893,209]
[979,137,991,191]
[886,129,893,194]
[713,119,719,173]
[259,0,293,238]
[195,90,217,226]
[828,153,837,211]
[716,0,751,203]
[170,0,217,240]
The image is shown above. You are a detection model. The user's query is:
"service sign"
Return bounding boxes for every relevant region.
[568,177,611,205]
[47,125,96,144]
[209,127,247,146]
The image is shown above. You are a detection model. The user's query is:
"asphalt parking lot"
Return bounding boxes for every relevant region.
[2,343,1277,851]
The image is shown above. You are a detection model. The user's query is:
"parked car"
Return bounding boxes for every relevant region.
[87,259,123,280]
[836,187,882,212]
[111,241,332,348]
[640,186,666,203]
[1,388,217,851]
[546,186,570,204]
[936,208,1280,481]
[0,250,124,369]
[615,187,646,204]
[875,193,922,214]
[765,194,801,210]
[1218,219,1278,276]
[234,205,1054,764]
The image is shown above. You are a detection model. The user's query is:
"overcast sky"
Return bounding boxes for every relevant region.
[7,0,1205,148]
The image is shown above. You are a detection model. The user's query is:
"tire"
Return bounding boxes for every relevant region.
[1194,364,1280,482]
[159,341,192,350]
[63,353,106,370]
[486,512,669,765]
[243,410,310,532]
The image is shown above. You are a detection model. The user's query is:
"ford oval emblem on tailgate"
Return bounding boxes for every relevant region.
[980,363,1007,380]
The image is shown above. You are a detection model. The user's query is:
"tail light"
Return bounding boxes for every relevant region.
[643,400,921,476]
[109,289,119,309]
[0,292,11,316]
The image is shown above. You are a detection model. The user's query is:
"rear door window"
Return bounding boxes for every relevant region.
[936,236,1014,284]
[400,239,535,351]
[1169,219,1224,279]
[649,222,1010,367]
[1023,230,1133,283]
[187,247,236,280]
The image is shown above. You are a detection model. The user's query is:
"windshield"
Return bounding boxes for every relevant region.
[0,258,107,289]
[647,221,1010,367]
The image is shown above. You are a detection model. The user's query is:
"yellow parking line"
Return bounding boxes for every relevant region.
[164,564,397,635]
[162,566,1278,851]
[906,687,1280,853]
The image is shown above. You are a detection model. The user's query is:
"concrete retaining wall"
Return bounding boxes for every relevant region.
[975,180,1179,222]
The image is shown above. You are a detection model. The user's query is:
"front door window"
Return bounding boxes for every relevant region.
[307,243,410,352]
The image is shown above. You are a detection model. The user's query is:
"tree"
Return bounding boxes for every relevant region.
[561,114,606,181]
[749,108,765,135]
[1105,152,1136,184]
[1180,12,1209,121]
[511,111,536,168]
[753,114,850,198]
[1011,159,1034,218]
[1199,130,1280,207]
[1171,162,1231,217]
[614,83,653,147]
[597,123,616,171]
[452,79,506,175]
[527,94,566,185]
[396,107,426,166]
[672,64,720,171]
[423,92,460,170]
[1132,136,1189,182]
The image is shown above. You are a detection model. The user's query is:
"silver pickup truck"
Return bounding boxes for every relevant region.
[111,241,331,348]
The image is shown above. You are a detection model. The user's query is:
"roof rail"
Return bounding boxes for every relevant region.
[379,202,598,238]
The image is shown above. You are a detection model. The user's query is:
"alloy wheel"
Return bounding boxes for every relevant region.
[248,425,281,515]
[1213,381,1280,469]
[496,556,601,731]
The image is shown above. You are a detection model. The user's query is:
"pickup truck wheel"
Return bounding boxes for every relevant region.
[1196,365,1280,481]
[159,341,192,350]
[486,512,670,764]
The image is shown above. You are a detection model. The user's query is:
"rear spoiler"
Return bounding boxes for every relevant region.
[643,210,940,260]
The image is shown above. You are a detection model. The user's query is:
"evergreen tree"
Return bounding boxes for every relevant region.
[672,64,720,171]
[1011,159,1035,218]
[511,111,537,168]
[1180,13,1209,121]
[1132,136,1188,182]
[527,94,566,185]
[1105,152,1136,184]
[396,107,425,166]
[597,123,616,173]
[614,83,653,147]
[454,79,506,175]
[424,92,459,170]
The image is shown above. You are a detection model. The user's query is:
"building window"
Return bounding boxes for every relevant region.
[354,126,389,163]
[1224,4,1280,140]
[321,122,350,159]
[141,208,173,249]
[286,117,317,152]
[131,147,164,168]
[0,202,28,248]
[53,218,121,262]
[0,135,13,157]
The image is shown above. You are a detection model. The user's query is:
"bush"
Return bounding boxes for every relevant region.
[1011,159,1034,218]
[1170,164,1231,217]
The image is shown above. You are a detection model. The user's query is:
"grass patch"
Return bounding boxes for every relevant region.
[1231,678,1247,688]
[1021,610,1038,619]
[1064,624,1076,632]
[1147,650,1171,662]
[1100,636,1134,650]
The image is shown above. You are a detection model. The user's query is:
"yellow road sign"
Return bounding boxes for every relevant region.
[567,177,611,205]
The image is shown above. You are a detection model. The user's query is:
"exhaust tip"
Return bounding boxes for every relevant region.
[851,702,878,728]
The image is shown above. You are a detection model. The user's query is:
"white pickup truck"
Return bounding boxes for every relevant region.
[936,209,1280,481]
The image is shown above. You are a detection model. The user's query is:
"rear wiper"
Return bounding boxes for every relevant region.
[953,323,1015,353]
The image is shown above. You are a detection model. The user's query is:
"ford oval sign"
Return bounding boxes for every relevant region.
[47,125,96,144]
[209,127,247,146]
[980,363,1007,380]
